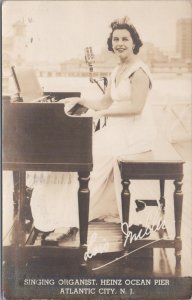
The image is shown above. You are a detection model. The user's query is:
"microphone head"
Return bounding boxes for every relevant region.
[85,47,95,66]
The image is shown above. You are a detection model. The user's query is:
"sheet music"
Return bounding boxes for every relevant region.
[12,67,45,102]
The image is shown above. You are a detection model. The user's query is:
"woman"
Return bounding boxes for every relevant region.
[30,16,157,240]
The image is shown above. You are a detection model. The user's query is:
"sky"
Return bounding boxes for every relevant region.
[2,0,192,63]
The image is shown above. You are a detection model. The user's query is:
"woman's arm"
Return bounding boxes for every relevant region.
[99,69,150,117]
[62,80,112,110]
[80,81,112,110]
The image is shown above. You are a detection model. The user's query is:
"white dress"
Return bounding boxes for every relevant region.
[30,61,157,232]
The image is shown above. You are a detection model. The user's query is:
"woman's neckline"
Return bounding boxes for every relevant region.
[115,58,142,87]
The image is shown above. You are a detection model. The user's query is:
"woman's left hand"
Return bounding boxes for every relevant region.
[83,109,106,118]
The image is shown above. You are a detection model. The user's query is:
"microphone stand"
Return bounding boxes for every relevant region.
[85,47,108,130]
[85,47,108,94]
[88,65,106,94]
[87,63,108,130]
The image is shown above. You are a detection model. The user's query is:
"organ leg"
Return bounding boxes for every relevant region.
[78,171,90,266]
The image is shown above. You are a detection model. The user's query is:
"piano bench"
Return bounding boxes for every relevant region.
[117,139,184,269]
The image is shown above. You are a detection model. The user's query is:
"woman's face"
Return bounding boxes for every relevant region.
[112,29,135,60]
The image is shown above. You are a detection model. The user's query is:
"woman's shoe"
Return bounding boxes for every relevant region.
[26,227,55,245]
[41,229,55,241]
[57,227,78,242]
[42,227,78,246]
[32,227,55,240]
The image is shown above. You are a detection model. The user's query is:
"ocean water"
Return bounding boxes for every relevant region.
[39,75,192,103]
[152,76,192,103]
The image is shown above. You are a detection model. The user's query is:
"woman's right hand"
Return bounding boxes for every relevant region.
[59,97,84,114]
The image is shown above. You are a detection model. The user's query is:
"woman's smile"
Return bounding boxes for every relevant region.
[116,47,126,53]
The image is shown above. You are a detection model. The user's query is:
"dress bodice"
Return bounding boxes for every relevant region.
[110,60,152,102]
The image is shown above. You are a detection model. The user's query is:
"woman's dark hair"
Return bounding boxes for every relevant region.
[107,18,143,54]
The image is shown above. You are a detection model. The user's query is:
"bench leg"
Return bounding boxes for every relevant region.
[159,179,165,214]
[173,180,183,266]
[121,179,131,225]
[121,178,131,258]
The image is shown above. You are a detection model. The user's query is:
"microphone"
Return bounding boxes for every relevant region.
[85,47,95,82]
[84,47,106,94]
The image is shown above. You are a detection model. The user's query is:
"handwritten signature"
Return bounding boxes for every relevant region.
[84,232,109,261]
[122,207,166,247]
[92,205,172,271]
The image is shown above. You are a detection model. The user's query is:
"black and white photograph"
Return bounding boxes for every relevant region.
[2,1,192,299]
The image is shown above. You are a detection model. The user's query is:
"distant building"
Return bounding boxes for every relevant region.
[139,43,169,66]
[2,37,13,73]
[176,18,192,61]
[60,51,116,78]
[2,20,28,93]
[12,20,27,65]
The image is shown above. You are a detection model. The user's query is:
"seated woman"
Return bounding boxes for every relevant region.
[30,16,157,241]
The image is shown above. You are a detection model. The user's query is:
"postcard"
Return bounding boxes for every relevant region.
[2,1,192,299]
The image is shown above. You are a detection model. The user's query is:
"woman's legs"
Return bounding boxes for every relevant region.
[30,172,79,232]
